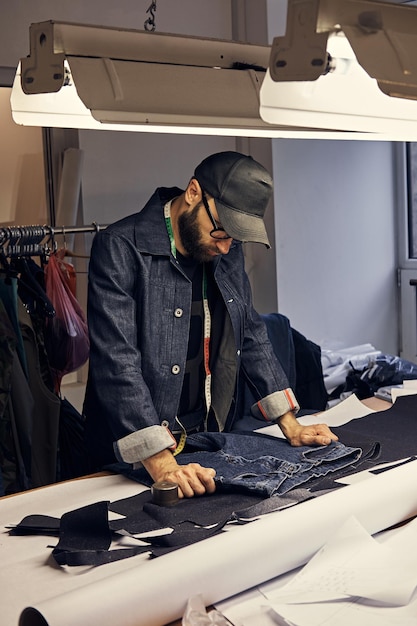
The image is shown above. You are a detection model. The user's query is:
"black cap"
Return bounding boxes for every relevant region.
[194,151,273,248]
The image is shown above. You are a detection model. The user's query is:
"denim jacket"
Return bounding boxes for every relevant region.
[83,187,299,468]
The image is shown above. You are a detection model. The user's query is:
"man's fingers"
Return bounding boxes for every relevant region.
[315,424,338,441]
[165,464,216,498]
[288,423,338,447]
[198,467,216,494]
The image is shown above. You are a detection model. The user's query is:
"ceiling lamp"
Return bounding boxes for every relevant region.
[10,10,417,140]
[260,0,417,138]
[11,20,334,138]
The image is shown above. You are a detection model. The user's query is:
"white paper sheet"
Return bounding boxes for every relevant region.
[256,393,376,439]
[2,459,417,626]
[217,518,417,626]
[270,594,417,626]
[391,387,417,401]
[267,517,417,625]
[267,516,417,605]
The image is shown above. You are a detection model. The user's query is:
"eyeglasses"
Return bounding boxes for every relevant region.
[201,191,232,240]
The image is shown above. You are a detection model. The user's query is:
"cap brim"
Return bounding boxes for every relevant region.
[216,202,270,248]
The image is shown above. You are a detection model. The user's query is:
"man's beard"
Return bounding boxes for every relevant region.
[177,203,216,263]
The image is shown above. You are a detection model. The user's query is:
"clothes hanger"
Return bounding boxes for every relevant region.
[53,227,90,260]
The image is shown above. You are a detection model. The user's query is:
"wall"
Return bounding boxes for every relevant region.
[273,139,398,354]
[264,1,399,354]
[0,88,46,225]
[0,1,232,68]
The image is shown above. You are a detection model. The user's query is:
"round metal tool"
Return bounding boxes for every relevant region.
[151,480,179,506]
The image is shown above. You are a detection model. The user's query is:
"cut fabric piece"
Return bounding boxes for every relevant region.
[142,522,226,550]
[8,514,60,536]
[332,394,417,465]
[142,491,264,527]
[111,431,365,498]
[52,500,151,567]
[109,489,153,516]
[52,501,112,564]
[304,429,381,493]
[7,487,286,566]
[177,432,363,497]
[232,487,317,520]
[53,544,152,567]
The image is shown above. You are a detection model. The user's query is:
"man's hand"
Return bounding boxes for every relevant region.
[142,448,216,498]
[277,411,338,447]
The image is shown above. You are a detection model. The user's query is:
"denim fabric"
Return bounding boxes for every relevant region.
[83,187,298,469]
[109,432,362,498]
[175,432,362,497]
[232,488,316,519]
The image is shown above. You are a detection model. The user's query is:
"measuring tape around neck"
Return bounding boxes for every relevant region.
[164,200,213,453]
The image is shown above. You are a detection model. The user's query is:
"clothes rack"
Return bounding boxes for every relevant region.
[0,222,97,495]
[0,223,107,258]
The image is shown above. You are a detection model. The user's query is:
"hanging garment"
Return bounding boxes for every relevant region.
[0,275,61,492]
[58,398,89,482]
[0,298,31,494]
[19,300,61,487]
[0,271,28,376]
[261,313,328,412]
[236,313,328,433]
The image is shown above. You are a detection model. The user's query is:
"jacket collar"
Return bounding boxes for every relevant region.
[133,187,182,256]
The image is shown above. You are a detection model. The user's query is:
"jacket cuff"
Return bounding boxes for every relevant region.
[113,425,177,465]
[251,388,300,422]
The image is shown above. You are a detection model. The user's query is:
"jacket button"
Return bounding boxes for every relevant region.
[174,308,183,318]
[171,364,180,375]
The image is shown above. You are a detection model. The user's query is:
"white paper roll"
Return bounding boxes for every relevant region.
[19,459,417,626]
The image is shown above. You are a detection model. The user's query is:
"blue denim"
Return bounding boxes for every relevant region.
[108,431,362,498]
[175,432,362,497]
[83,187,298,469]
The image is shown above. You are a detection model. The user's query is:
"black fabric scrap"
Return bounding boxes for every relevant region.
[52,501,112,564]
[370,456,417,475]
[143,520,226,548]
[8,514,60,536]
[53,544,152,566]
[109,489,153,516]
[331,395,417,466]
[109,509,164,534]
[142,491,264,527]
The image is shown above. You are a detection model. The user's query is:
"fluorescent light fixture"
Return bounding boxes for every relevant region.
[12,20,338,138]
[9,19,401,140]
[260,0,417,139]
[11,11,417,141]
